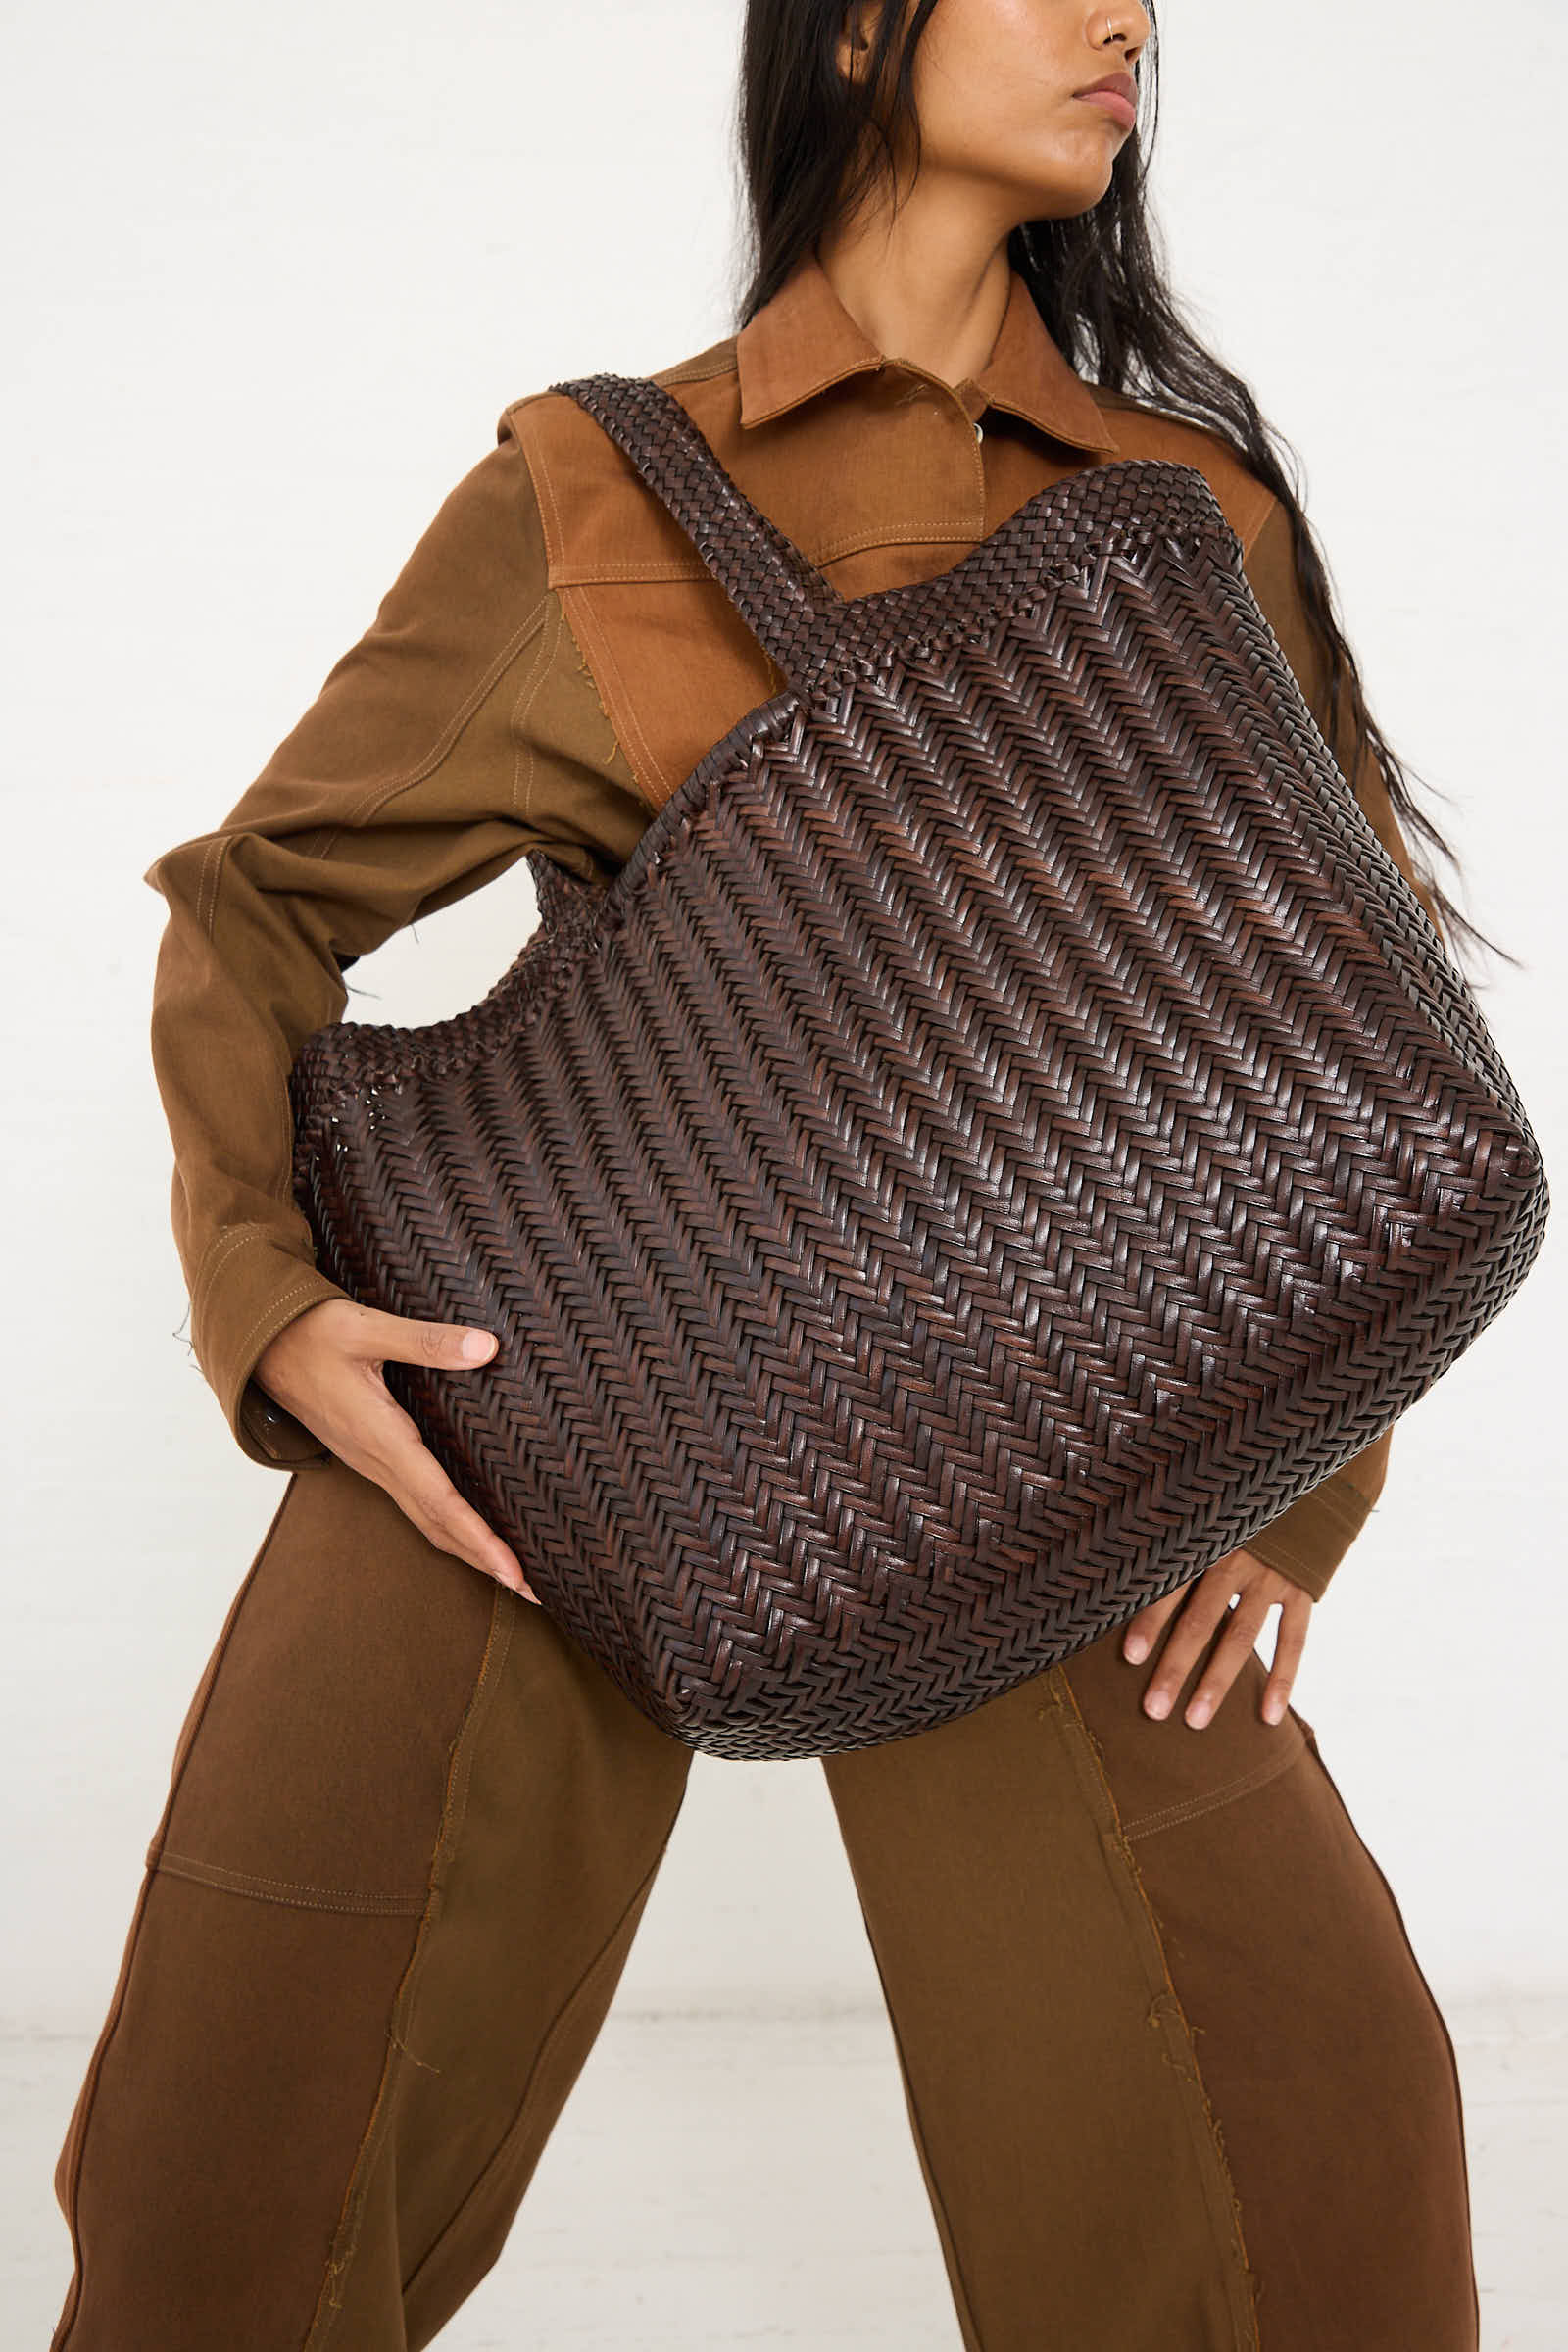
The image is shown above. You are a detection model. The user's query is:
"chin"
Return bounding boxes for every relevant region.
[1017,175,1113,226]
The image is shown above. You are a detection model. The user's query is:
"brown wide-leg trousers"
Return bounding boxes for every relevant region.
[49,1455,1480,2351]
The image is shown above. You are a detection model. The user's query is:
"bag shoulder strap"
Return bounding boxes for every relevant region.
[544,372,845,685]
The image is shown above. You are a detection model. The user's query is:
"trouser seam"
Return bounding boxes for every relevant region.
[149,1849,432,1914]
[398,1804,686,2311]
[303,1580,517,2351]
[1120,1727,1308,1842]
[49,1474,301,2352]
[1052,1669,1263,2351]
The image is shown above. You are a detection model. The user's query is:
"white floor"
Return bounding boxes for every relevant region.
[9,1995,1565,2348]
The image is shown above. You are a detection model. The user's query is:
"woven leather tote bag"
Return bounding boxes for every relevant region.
[287,373,1549,1761]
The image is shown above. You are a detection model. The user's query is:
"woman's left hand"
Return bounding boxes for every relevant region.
[1119,1548,1308,1731]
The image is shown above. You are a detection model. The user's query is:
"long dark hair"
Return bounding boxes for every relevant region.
[733,0,1509,972]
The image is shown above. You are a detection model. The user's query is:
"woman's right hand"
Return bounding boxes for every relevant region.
[254,1298,540,1602]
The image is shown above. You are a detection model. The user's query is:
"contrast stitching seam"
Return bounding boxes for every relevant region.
[555,592,628,758]
[196,833,226,936]
[1120,1729,1307,1842]
[559,582,671,806]
[549,524,989,583]
[190,1223,267,1322]
[50,1478,301,2347]
[1052,1671,1263,2349]
[228,1279,337,1416]
[399,1815,685,2311]
[197,603,550,943]
[522,423,568,568]
[332,609,548,833]
[509,595,558,818]
[150,1849,430,1915]
[304,1586,515,2347]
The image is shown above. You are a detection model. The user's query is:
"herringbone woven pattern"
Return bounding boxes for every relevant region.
[287,373,1549,1759]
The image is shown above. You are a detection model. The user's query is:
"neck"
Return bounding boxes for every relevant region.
[813,196,1016,392]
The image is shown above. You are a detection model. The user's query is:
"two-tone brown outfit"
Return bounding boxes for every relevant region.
[50,248,1479,2350]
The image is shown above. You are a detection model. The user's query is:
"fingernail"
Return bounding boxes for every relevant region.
[1188,1697,1211,1727]
[1146,1690,1170,1718]
[1263,1694,1283,1724]
[462,1330,495,1361]
[1124,1636,1147,1662]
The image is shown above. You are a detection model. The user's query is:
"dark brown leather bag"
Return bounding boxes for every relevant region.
[287,373,1549,1760]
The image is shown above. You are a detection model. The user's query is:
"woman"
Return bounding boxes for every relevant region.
[50,4,1487,2346]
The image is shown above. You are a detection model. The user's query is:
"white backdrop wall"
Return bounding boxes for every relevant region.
[5,0,1564,2038]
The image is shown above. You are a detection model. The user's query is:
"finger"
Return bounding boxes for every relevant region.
[1120,1580,1191,1662]
[1138,1578,1236,1720]
[394,1443,530,1589]
[346,1391,537,1601]
[1260,1593,1312,1725]
[329,1335,534,1597]
[1182,1592,1275,1730]
[346,1304,501,1372]
[397,1461,538,1601]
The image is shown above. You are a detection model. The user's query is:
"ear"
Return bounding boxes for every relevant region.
[833,0,882,84]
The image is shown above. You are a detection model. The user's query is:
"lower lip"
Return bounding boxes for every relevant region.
[1076,89,1136,129]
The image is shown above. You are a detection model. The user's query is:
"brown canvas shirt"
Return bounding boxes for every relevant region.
[141,246,1443,1602]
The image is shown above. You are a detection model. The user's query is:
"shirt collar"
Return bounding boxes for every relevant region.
[735,243,1121,456]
